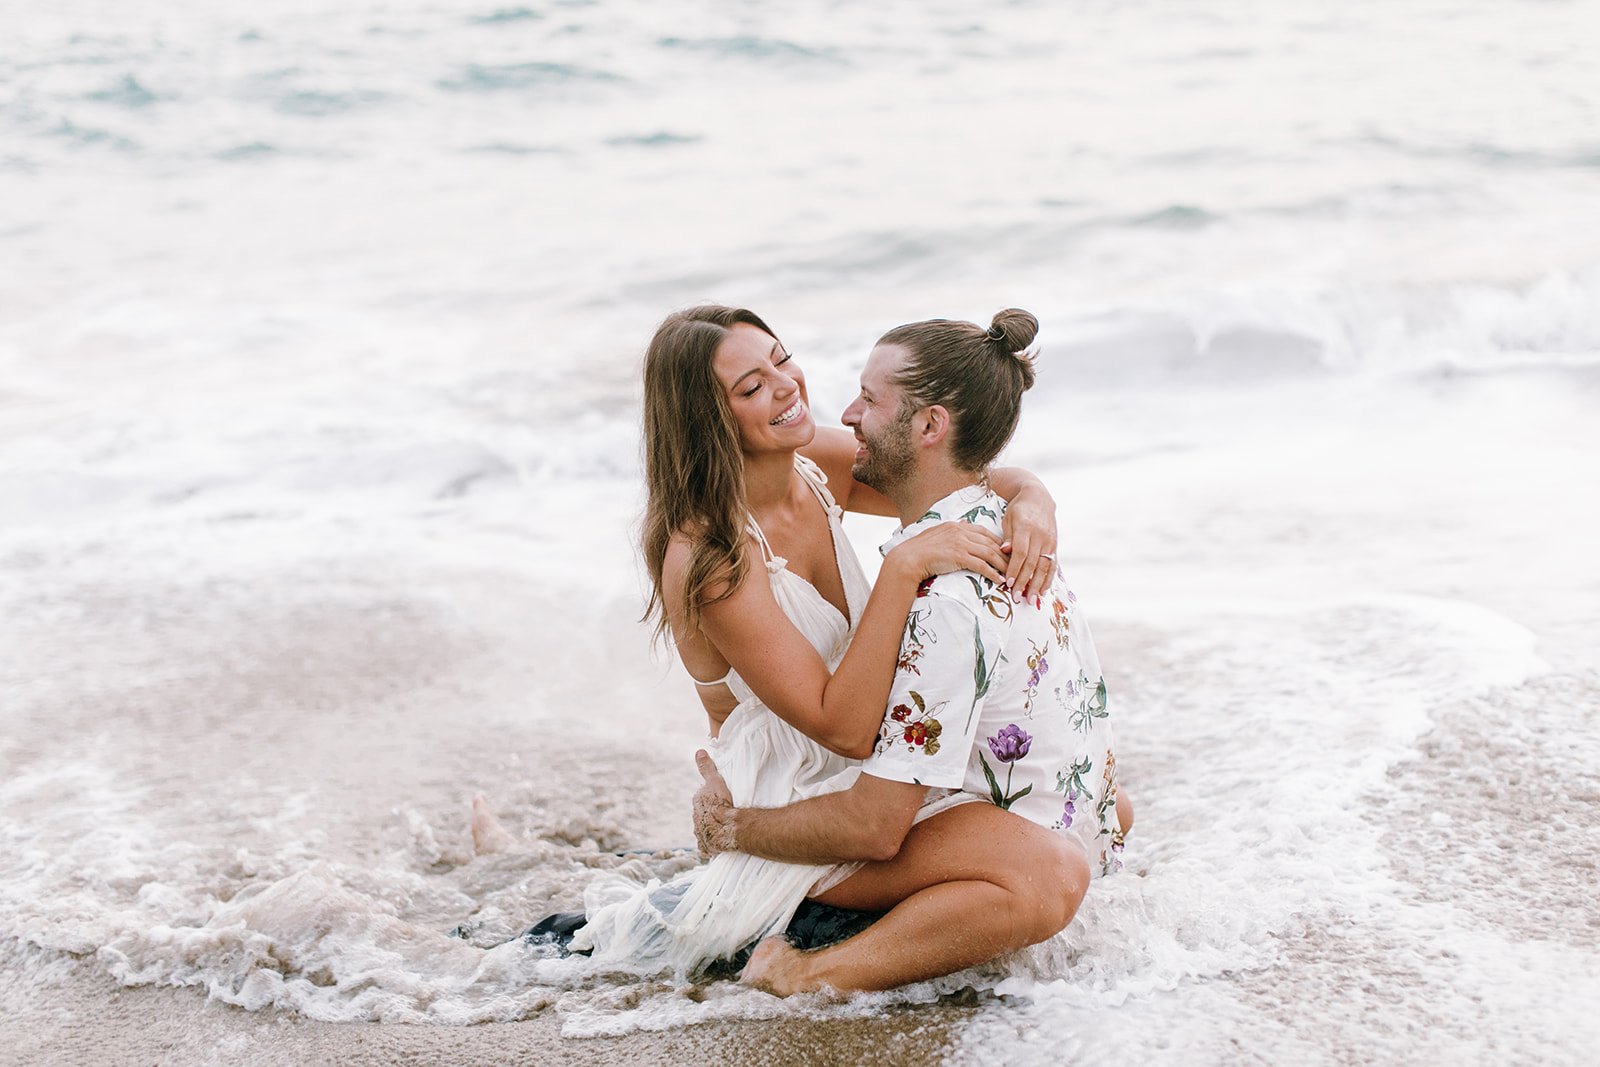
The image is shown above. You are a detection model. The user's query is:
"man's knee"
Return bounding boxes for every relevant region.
[1047,841,1091,935]
[1010,838,1090,943]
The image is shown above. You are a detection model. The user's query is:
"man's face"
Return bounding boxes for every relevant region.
[841,343,918,493]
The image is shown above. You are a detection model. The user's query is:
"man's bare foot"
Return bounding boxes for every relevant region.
[740,936,816,997]
[470,794,515,855]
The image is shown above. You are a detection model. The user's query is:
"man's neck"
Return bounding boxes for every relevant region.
[891,465,986,526]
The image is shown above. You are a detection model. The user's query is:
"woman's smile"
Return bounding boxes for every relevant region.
[770,400,808,427]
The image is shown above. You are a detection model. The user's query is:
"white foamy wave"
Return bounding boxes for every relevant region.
[1438,266,1600,364]
[520,595,1546,1038]
[1042,265,1600,390]
[95,866,568,1024]
[0,565,1545,1038]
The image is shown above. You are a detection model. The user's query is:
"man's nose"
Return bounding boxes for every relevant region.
[840,400,861,426]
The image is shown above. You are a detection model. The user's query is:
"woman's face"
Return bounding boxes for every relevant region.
[712,323,814,453]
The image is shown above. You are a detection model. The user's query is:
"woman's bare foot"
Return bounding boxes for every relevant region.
[740,936,815,997]
[470,794,515,855]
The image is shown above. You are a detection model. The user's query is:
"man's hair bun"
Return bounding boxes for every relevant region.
[986,308,1038,389]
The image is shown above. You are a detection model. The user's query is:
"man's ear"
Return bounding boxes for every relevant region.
[917,404,952,448]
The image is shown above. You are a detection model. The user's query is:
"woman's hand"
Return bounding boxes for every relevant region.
[886,522,1009,586]
[1000,483,1059,602]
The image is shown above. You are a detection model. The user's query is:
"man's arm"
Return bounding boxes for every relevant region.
[694,752,927,864]
[691,588,992,865]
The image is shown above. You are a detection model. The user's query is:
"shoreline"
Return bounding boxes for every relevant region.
[1,959,979,1067]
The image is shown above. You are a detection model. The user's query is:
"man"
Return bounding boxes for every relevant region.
[694,310,1129,995]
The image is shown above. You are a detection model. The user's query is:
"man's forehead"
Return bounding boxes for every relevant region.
[860,344,908,390]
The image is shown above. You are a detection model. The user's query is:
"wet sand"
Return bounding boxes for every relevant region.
[1,966,977,1067]
[0,557,975,1064]
[5,551,1597,1065]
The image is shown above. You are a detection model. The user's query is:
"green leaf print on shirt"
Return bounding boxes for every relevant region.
[964,575,1014,621]
[1067,672,1110,734]
[979,752,1034,811]
[1056,756,1093,808]
[965,617,995,731]
[960,505,998,524]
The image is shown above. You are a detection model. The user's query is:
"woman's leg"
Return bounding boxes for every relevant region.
[742,802,1089,995]
[470,794,515,854]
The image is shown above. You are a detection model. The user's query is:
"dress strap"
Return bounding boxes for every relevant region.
[745,516,775,561]
[745,516,787,573]
[793,454,843,517]
[743,454,833,576]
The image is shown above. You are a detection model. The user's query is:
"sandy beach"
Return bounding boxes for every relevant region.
[5,496,1598,1063]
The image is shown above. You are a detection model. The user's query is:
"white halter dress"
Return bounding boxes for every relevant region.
[568,455,871,973]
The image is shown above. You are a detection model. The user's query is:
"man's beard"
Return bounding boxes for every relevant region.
[850,405,917,493]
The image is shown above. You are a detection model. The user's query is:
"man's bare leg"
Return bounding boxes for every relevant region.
[742,802,1089,995]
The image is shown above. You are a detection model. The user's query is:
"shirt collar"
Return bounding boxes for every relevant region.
[879,483,1007,556]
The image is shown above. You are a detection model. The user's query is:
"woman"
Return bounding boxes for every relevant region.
[563,306,1065,973]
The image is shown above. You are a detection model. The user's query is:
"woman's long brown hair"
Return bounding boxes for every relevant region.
[641,305,784,643]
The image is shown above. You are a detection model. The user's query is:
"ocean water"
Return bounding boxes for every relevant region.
[3,0,1599,1062]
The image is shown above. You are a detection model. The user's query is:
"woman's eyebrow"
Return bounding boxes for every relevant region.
[730,367,762,389]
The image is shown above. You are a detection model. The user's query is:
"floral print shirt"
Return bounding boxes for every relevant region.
[859,485,1124,875]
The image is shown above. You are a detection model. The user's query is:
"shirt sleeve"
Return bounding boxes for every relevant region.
[860,588,997,790]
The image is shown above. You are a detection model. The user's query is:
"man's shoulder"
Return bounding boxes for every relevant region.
[920,571,1002,613]
[917,492,1007,533]
[915,572,1016,647]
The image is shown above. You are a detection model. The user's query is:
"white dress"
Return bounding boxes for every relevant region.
[568,455,872,973]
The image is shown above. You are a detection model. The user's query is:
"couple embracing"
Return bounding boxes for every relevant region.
[558,305,1128,994]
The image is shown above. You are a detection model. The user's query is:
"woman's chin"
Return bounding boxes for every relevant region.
[743,421,816,455]
[775,413,817,448]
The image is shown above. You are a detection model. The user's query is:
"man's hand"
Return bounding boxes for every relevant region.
[693,750,738,857]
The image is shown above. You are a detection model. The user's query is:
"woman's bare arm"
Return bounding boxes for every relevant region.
[665,524,1007,760]
[986,467,1059,599]
[802,426,1060,597]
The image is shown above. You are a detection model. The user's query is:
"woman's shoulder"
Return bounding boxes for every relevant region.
[663,523,753,604]
[660,526,703,583]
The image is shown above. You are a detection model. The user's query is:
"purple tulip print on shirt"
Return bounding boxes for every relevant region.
[979,724,1034,810]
